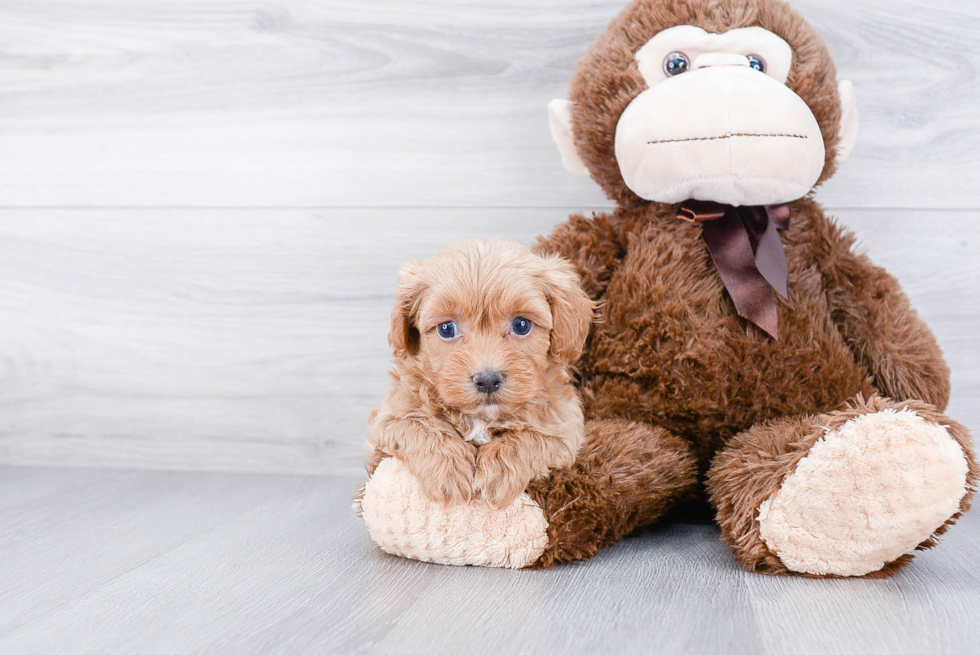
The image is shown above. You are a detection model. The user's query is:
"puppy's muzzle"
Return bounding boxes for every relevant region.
[473,370,504,395]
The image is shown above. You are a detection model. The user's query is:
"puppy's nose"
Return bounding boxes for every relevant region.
[473,370,504,395]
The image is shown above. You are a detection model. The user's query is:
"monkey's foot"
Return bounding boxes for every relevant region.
[757,407,971,576]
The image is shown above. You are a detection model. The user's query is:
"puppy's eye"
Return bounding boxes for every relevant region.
[746,54,766,73]
[663,52,690,77]
[437,321,458,340]
[511,317,533,336]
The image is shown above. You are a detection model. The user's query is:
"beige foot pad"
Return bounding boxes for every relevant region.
[357,458,549,569]
[758,408,970,576]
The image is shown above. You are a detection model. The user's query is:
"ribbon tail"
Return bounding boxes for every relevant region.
[765,203,792,231]
[700,209,780,339]
[754,216,790,300]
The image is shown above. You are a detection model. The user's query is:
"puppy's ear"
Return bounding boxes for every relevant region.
[539,255,595,365]
[389,262,427,358]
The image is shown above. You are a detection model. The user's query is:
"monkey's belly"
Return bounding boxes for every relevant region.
[583,248,872,465]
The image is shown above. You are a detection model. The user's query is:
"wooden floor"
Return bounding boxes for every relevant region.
[2,466,978,655]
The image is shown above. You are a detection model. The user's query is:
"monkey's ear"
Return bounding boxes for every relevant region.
[389,262,426,358]
[539,255,596,365]
[836,80,859,164]
[548,99,591,177]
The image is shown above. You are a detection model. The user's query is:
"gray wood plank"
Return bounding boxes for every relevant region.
[0,466,977,654]
[0,467,322,639]
[0,0,977,208]
[746,511,980,655]
[0,208,976,475]
[363,526,762,655]
[0,466,128,511]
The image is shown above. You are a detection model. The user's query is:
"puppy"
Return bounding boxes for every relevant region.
[366,239,595,509]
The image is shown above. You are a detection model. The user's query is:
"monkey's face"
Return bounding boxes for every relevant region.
[549,9,859,207]
[615,26,830,206]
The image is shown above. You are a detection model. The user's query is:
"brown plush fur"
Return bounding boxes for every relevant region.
[528,419,698,567]
[522,0,976,575]
[367,239,595,509]
[537,198,955,472]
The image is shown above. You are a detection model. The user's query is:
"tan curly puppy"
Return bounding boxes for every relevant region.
[366,239,595,509]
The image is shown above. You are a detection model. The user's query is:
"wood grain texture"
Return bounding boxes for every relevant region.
[0,0,978,208]
[0,208,976,475]
[1,466,978,654]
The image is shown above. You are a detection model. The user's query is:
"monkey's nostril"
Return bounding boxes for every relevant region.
[473,370,504,394]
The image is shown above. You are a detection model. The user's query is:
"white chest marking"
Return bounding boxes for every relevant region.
[464,418,491,445]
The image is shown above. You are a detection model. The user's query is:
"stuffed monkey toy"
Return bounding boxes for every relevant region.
[358,0,977,577]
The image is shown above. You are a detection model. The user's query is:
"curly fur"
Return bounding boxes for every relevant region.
[367,239,595,510]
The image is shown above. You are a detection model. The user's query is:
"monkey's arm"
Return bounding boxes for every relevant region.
[819,223,950,409]
[532,212,624,302]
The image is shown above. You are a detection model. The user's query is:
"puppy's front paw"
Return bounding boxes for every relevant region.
[474,443,532,510]
[408,438,477,506]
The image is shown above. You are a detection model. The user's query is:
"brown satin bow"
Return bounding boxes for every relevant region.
[678,200,791,339]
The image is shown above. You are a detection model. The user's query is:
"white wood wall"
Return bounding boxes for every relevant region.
[0,0,977,475]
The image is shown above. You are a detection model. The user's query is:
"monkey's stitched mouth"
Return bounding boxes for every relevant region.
[647,132,807,145]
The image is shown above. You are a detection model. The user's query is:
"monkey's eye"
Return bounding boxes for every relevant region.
[437,321,458,340]
[746,55,766,73]
[511,317,533,336]
[663,52,690,77]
